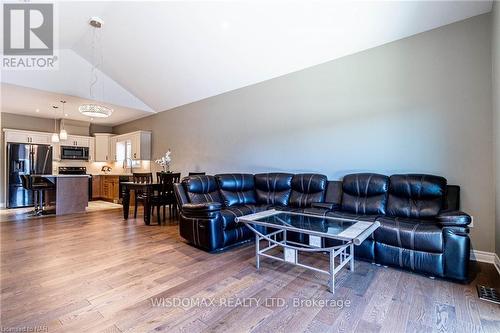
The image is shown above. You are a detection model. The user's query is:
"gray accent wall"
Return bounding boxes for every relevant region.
[115,14,495,252]
[493,3,500,258]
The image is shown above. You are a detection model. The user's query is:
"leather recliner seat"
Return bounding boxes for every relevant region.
[174,172,471,282]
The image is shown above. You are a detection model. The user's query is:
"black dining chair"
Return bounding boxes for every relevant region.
[132,172,153,218]
[188,172,206,176]
[152,172,181,222]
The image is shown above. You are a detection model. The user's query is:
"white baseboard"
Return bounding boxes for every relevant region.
[471,250,500,276]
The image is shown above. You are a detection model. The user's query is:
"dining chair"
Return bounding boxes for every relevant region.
[152,172,181,222]
[132,172,153,218]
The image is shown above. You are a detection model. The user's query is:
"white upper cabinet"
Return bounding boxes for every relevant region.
[130,131,151,160]
[109,136,118,161]
[4,129,151,163]
[93,133,114,162]
[62,135,91,147]
[113,131,151,161]
[4,129,52,145]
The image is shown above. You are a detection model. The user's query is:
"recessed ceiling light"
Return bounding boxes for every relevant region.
[90,117,94,121]
[65,113,68,117]
[35,108,39,112]
[220,21,230,29]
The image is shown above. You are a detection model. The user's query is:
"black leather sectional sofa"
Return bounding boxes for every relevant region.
[173,173,472,281]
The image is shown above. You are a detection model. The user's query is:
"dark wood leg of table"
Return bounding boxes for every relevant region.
[122,186,130,220]
[143,187,151,225]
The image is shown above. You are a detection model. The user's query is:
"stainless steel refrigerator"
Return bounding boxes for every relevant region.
[7,143,52,208]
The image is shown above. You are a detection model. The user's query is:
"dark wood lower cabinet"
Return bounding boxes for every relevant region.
[92,175,124,203]
[92,176,102,199]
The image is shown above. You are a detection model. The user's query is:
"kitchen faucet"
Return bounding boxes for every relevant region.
[123,157,134,175]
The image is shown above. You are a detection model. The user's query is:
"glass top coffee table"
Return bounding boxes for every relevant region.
[236,209,380,293]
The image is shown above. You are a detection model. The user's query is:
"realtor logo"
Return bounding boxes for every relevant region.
[3,3,53,55]
[2,2,58,70]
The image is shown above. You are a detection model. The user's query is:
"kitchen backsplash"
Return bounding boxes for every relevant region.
[53,160,151,175]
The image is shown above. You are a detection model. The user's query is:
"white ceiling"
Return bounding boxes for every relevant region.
[1,1,494,125]
[1,49,154,113]
[0,83,151,126]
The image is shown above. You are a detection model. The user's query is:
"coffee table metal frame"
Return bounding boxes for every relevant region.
[236,210,380,294]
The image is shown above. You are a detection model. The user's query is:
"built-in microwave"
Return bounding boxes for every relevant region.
[60,146,89,160]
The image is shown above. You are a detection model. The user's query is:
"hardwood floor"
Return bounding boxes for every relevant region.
[1,208,499,332]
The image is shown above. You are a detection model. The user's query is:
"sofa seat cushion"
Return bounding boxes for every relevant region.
[289,174,328,208]
[326,211,379,223]
[271,206,308,213]
[375,242,444,277]
[254,173,293,206]
[303,207,330,216]
[223,226,253,247]
[220,206,256,230]
[244,204,272,213]
[375,216,443,253]
[324,237,375,261]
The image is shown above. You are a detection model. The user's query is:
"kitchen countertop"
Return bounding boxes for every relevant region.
[91,173,133,176]
[35,174,91,178]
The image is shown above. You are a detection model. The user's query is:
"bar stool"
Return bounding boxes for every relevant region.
[21,175,55,216]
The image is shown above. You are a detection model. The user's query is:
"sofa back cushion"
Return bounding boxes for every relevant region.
[341,173,389,215]
[289,174,327,208]
[387,174,447,218]
[216,174,256,207]
[182,175,223,204]
[254,173,293,206]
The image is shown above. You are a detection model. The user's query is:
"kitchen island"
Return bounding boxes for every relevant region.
[31,175,90,215]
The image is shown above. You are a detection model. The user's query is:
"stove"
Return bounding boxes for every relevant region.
[58,166,92,200]
[58,166,87,175]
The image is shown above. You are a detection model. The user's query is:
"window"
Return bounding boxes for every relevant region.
[116,140,140,167]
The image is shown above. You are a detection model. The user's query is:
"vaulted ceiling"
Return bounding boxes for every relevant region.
[1,1,493,125]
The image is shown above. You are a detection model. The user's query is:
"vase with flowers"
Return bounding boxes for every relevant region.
[155,150,172,173]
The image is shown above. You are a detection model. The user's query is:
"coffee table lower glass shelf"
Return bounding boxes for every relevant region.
[235,209,380,293]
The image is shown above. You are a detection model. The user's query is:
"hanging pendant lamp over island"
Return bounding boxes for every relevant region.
[79,16,113,119]
[59,100,68,140]
[51,105,59,143]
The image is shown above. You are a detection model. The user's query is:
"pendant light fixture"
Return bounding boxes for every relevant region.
[78,17,113,118]
[51,105,60,143]
[59,100,68,140]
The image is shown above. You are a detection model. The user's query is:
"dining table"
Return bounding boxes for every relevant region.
[121,181,161,225]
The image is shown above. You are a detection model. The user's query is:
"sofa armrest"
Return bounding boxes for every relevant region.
[311,202,339,210]
[182,202,222,219]
[178,203,224,251]
[436,211,471,227]
[442,226,469,235]
[443,226,470,281]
